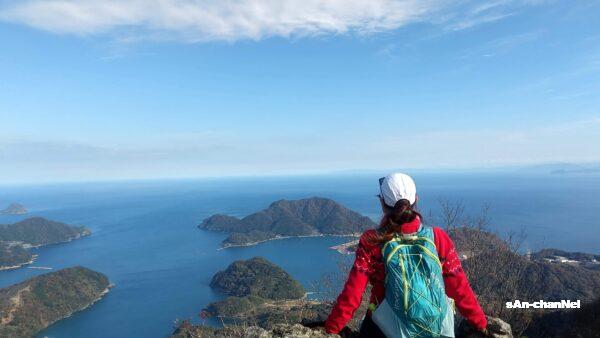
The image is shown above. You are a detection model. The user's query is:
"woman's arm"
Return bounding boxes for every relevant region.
[433,227,487,331]
[324,232,376,334]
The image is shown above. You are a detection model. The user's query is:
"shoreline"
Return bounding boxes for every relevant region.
[219,233,361,250]
[0,254,38,271]
[1,232,90,272]
[330,240,359,255]
[45,283,114,329]
[21,231,91,249]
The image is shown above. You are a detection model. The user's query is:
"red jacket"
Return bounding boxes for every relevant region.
[325,217,487,334]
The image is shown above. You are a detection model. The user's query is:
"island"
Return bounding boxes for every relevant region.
[0,217,91,270]
[173,256,514,338]
[210,257,305,299]
[207,257,306,317]
[196,257,332,333]
[199,197,376,247]
[0,203,28,215]
[0,266,110,338]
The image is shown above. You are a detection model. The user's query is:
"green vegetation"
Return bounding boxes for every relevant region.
[206,295,267,317]
[199,197,375,247]
[0,242,33,270]
[0,217,91,270]
[205,257,311,325]
[444,226,600,335]
[210,257,305,300]
[0,266,110,338]
[0,217,90,246]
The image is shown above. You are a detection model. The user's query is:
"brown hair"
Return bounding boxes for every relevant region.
[371,198,422,244]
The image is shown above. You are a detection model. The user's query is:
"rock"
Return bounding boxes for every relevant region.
[173,322,341,338]
[457,316,513,338]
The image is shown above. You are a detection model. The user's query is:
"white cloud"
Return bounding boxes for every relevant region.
[0,0,535,42]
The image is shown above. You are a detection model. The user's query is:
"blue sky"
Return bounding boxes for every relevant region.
[0,0,599,183]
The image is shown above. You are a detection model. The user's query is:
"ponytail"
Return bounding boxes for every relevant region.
[371,199,422,244]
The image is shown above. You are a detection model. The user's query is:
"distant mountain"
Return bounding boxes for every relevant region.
[0,266,110,338]
[0,242,34,271]
[512,162,600,175]
[199,197,376,247]
[0,217,90,247]
[0,203,27,215]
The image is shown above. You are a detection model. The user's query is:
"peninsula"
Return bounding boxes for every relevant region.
[0,217,91,270]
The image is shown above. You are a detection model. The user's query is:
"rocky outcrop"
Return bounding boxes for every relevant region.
[457,317,513,338]
[173,322,340,338]
[174,318,513,338]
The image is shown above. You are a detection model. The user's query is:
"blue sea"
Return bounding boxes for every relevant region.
[0,173,599,338]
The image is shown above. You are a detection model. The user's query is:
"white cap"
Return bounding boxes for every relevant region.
[379,173,417,207]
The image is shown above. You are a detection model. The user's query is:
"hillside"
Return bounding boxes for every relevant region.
[206,257,310,324]
[0,217,91,270]
[0,217,91,247]
[444,227,600,335]
[0,266,110,338]
[199,197,376,247]
[0,242,34,271]
[531,248,600,271]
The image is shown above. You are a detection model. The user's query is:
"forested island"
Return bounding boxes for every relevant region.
[199,197,376,247]
[0,217,91,270]
[206,257,306,318]
[0,266,110,338]
[174,257,332,337]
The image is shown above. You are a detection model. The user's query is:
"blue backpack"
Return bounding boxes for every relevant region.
[372,226,454,337]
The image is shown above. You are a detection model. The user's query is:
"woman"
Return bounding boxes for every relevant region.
[325,173,488,337]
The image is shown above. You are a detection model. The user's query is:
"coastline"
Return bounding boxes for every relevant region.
[21,231,91,249]
[0,254,38,271]
[330,240,359,255]
[1,232,90,272]
[219,233,361,250]
[45,283,114,330]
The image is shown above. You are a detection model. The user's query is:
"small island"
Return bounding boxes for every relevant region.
[210,257,305,300]
[0,266,111,338]
[0,217,91,270]
[199,197,376,248]
[0,203,28,215]
[196,257,330,332]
